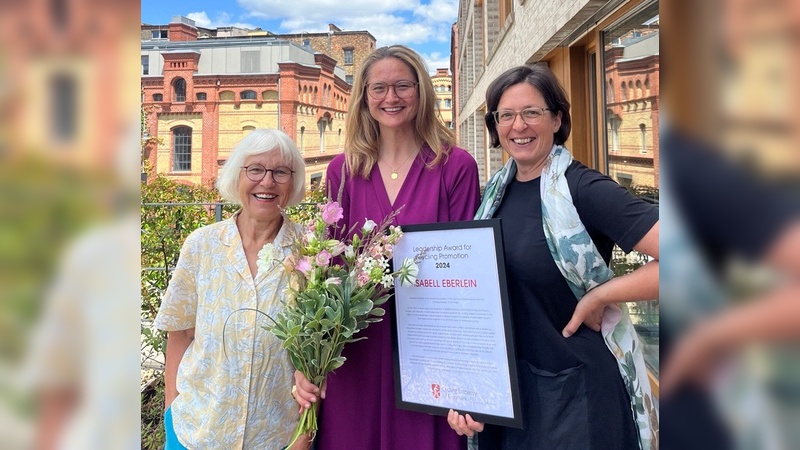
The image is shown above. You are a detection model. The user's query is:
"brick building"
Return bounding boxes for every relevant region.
[431,68,454,129]
[454,0,660,191]
[141,17,377,187]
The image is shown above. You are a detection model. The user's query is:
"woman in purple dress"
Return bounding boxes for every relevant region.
[292,45,480,450]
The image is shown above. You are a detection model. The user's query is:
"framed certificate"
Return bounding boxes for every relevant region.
[391,219,522,429]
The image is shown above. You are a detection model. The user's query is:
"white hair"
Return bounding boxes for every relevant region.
[216,129,306,205]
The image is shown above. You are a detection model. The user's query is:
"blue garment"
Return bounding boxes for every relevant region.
[164,406,188,450]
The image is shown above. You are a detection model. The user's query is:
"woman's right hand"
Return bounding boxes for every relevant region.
[292,370,326,412]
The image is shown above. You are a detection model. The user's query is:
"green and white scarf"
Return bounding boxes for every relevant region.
[475,145,658,450]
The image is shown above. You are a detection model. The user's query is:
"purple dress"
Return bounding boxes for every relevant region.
[318,146,480,450]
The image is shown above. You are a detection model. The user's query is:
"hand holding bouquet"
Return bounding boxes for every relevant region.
[262,201,419,447]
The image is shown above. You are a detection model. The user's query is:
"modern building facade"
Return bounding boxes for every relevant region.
[431,68,454,129]
[454,0,660,386]
[454,0,659,193]
[141,17,377,187]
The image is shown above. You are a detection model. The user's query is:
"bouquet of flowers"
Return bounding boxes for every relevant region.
[260,201,419,447]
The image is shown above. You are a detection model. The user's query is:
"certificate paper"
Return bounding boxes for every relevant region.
[391,219,522,428]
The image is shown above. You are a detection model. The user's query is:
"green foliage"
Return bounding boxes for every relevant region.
[0,155,108,362]
[140,373,166,450]
[140,171,223,354]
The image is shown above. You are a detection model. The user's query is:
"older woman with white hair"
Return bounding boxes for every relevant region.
[154,129,309,449]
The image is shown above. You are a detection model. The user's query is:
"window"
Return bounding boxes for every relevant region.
[50,73,77,142]
[241,90,257,100]
[299,126,305,152]
[172,127,192,171]
[196,92,206,101]
[444,99,451,109]
[310,173,322,189]
[173,77,186,102]
[640,123,647,153]
[141,55,149,75]
[151,29,167,39]
[153,93,162,102]
[343,48,354,65]
[241,51,260,73]
[345,75,353,85]
[303,39,311,47]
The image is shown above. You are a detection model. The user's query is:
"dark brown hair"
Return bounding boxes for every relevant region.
[484,64,571,148]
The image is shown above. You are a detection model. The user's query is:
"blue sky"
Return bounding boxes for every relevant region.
[141,0,458,75]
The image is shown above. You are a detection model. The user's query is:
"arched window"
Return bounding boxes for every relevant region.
[241,90,257,100]
[172,126,192,171]
[620,81,627,101]
[173,77,186,102]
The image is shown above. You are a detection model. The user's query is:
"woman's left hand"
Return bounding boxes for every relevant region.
[562,290,606,337]
[447,409,484,437]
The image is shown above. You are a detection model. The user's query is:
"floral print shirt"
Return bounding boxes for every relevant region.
[154,212,302,449]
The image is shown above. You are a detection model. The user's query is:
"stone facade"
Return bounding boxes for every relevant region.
[141,18,361,188]
[454,0,660,189]
[278,24,377,84]
[431,68,454,130]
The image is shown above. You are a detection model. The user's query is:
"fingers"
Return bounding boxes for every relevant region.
[292,370,321,409]
[562,316,580,337]
[464,414,485,433]
[447,409,483,437]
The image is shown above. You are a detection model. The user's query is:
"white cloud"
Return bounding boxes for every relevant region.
[413,0,458,23]
[420,52,452,75]
[239,0,419,22]
[237,0,456,48]
[185,11,257,29]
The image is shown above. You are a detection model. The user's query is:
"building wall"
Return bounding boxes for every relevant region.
[431,68,454,129]
[141,18,353,189]
[455,0,660,190]
[279,28,377,83]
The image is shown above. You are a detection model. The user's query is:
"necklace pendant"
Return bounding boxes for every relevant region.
[391,171,399,180]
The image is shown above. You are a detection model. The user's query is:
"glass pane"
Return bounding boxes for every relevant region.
[602,1,659,200]
[173,128,192,171]
[601,0,659,378]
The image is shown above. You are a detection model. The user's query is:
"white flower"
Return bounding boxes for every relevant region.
[344,244,355,260]
[257,243,281,275]
[381,274,394,289]
[396,257,419,286]
[362,219,377,233]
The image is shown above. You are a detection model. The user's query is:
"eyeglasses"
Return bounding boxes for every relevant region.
[365,80,418,100]
[492,107,551,126]
[241,164,294,183]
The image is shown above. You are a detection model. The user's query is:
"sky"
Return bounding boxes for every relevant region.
[141,0,458,75]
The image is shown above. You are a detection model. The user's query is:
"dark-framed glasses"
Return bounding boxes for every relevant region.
[241,164,294,183]
[492,107,551,126]
[366,80,419,100]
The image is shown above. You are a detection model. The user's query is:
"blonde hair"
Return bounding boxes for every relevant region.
[345,45,455,179]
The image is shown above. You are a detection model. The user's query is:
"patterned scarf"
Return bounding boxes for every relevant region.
[475,145,658,450]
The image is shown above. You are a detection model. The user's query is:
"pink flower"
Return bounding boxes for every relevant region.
[321,201,344,225]
[316,250,332,267]
[295,257,313,276]
[357,270,370,287]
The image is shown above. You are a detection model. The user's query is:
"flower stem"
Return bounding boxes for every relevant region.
[286,402,318,449]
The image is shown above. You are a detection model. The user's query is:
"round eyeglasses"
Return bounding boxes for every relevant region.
[241,164,294,183]
[365,81,419,100]
[492,107,552,126]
